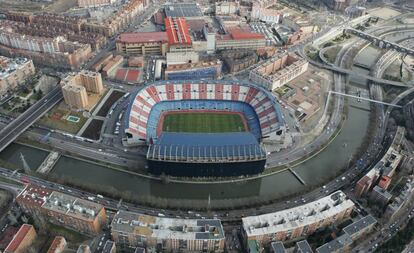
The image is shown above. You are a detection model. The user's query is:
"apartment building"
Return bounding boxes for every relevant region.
[84,0,145,37]
[343,215,377,241]
[242,191,354,247]
[60,70,103,109]
[221,50,258,73]
[355,168,381,197]
[370,185,392,207]
[62,84,89,109]
[0,56,35,96]
[0,27,91,69]
[316,234,353,253]
[249,53,309,90]
[42,191,107,234]
[46,236,67,253]
[251,0,280,23]
[3,12,106,50]
[77,245,92,253]
[295,240,313,253]
[16,184,107,235]
[4,224,37,253]
[316,215,376,253]
[215,1,239,15]
[111,210,225,252]
[78,0,116,8]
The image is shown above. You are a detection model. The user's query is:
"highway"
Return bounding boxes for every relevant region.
[0,86,62,153]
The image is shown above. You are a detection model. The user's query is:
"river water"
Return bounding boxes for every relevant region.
[1,97,370,200]
[2,37,398,201]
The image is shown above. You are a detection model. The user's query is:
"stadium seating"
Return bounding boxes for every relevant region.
[125,80,284,142]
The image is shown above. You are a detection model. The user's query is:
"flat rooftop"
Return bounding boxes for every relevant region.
[343,215,377,237]
[242,191,354,237]
[16,184,53,208]
[271,241,286,253]
[316,234,352,253]
[42,191,104,221]
[296,240,313,253]
[0,56,31,79]
[164,3,203,18]
[117,32,168,43]
[102,240,115,253]
[111,210,225,241]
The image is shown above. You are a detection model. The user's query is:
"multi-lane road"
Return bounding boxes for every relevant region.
[0,86,62,153]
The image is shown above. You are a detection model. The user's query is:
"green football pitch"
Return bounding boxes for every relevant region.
[162,112,247,133]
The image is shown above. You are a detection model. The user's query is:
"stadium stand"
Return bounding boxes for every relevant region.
[124,80,284,176]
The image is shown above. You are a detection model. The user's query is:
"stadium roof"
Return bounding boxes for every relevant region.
[165,17,192,45]
[164,3,203,18]
[147,132,266,162]
[117,32,168,43]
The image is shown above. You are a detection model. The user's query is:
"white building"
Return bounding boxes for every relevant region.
[242,191,354,246]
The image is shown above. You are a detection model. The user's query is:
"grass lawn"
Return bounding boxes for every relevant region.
[162,112,247,133]
[37,106,87,134]
[48,223,90,244]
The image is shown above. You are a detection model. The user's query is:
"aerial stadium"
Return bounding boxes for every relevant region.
[124,80,285,177]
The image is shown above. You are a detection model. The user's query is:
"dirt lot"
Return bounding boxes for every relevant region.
[0,0,77,13]
[81,119,104,140]
[96,90,125,117]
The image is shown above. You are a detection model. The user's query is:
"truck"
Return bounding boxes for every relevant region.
[97,194,104,199]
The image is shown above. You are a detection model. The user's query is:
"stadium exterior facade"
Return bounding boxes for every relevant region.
[124,80,285,177]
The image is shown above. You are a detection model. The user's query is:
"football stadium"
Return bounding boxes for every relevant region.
[124,80,285,177]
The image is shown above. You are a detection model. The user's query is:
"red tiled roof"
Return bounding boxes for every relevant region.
[0,227,19,248]
[5,224,34,253]
[230,31,265,40]
[117,32,168,43]
[378,176,391,189]
[165,17,192,46]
